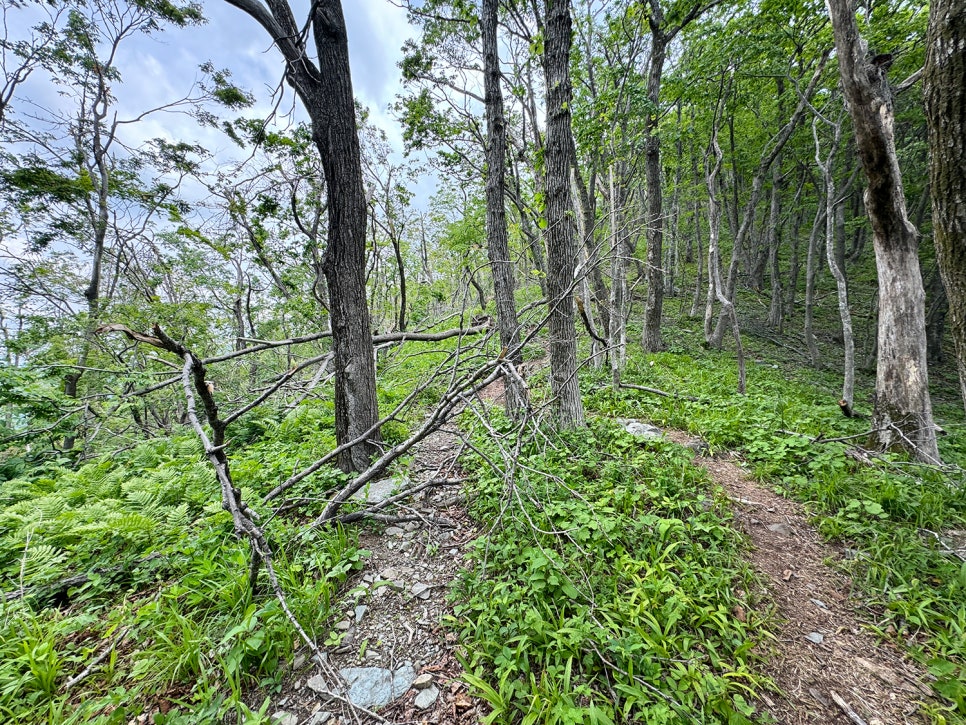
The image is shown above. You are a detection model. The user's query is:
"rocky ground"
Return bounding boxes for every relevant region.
[265,428,486,725]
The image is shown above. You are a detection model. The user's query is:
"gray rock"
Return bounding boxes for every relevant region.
[385,526,405,536]
[334,619,351,631]
[618,419,663,439]
[307,712,332,725]
[412,673,434,690]
[414,685,440,710]
[411,582,432,600]
[336,665,417,708]
[351,477,397,503]
[767,522,795,537]
[307,674,332,696]
[805,632,825,645]
[354,605,368,624]
[809,598,828,610]
[271,712,298,725]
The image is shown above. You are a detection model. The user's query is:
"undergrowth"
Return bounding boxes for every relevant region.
[583,325,966,721]
[452,419,771,724]
[0,402,365,724]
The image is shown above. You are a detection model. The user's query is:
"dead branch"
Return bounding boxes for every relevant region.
[619,382,700,402]
[62,627,129,692]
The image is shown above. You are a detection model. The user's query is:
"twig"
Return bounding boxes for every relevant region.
[63,627,129,691]
[829,690,868,725]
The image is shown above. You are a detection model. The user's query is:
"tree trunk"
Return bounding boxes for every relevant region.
[609,166,627,388]
[542,0,584,429]
[481,0,527,418]
[925,0,966,415]
[225,0,382,472]
[827,0,940,462]
[313,2,381,471]
[642,18,668,352]
[803,204,824,367]
[815,117,856,407]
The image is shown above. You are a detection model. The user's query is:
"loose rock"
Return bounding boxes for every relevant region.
[767,522,795,537]
[271,711,297,725]
[414,684,440,710]
[412,673,434,690]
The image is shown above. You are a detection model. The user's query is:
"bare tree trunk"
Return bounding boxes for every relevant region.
[827,0,940,462]
[925,0,966,415]
[642,3,669,352]
[609,166,626,389]
[482,0,527,418]
[766,161,785,331]
[543,0,584,429]
[804,204,824,367]
[707,107,746,393]
[815,117,856,407]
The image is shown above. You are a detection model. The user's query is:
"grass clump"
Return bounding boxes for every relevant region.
[452,419,770,724]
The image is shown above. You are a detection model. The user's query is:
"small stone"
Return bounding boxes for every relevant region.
[449,548,458,556]
[293,680,302,690]
[767,522,795,537]
[307,674,331,695]
[404,521,419,532]
[354,605,368,624]
[805,632,825,645]
[307,711,332,725]
[414,685,440,709]
[293,653,307,669]
[400,540,413,552]
[385,526,405,536]
[411,582,432,599]
[272,711,298,725]
[335,620,351,631]
[809,598,828,610]
[380,567,399,580]
[412,673,434,690]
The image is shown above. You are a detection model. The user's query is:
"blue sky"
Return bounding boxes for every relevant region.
[114,1,417,154]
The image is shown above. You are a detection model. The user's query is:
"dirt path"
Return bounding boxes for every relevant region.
[666,430,935,725]
[264,427,486,725]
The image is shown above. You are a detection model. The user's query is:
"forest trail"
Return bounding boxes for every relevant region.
[263,428,486,725]
[267,412,937,725]
[665,430,936,725]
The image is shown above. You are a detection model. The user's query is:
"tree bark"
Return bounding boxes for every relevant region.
[542,0,584,429]
[925,0,966,415]
[827,0,940,462]
[481,0,527,418]
[642,18,668,352]
[815,117,856,408]
[225,0,381,471]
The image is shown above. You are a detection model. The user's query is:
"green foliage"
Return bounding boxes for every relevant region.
[0,425,365,723]
[585,327,966,720]
[453,419,767,724]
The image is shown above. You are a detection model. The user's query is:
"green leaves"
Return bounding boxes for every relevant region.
[453,421,765,724]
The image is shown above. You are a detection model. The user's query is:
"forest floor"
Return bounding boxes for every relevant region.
[260,378,940,725]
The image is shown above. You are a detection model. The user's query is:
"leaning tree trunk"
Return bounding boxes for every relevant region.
[925,0,966,416]
[542,0,584,429]
[482,0,527,418]
[827,0,941,462]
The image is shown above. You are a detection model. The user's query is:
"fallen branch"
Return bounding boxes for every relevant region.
[63,627,129,692]
[619,383,700,402]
